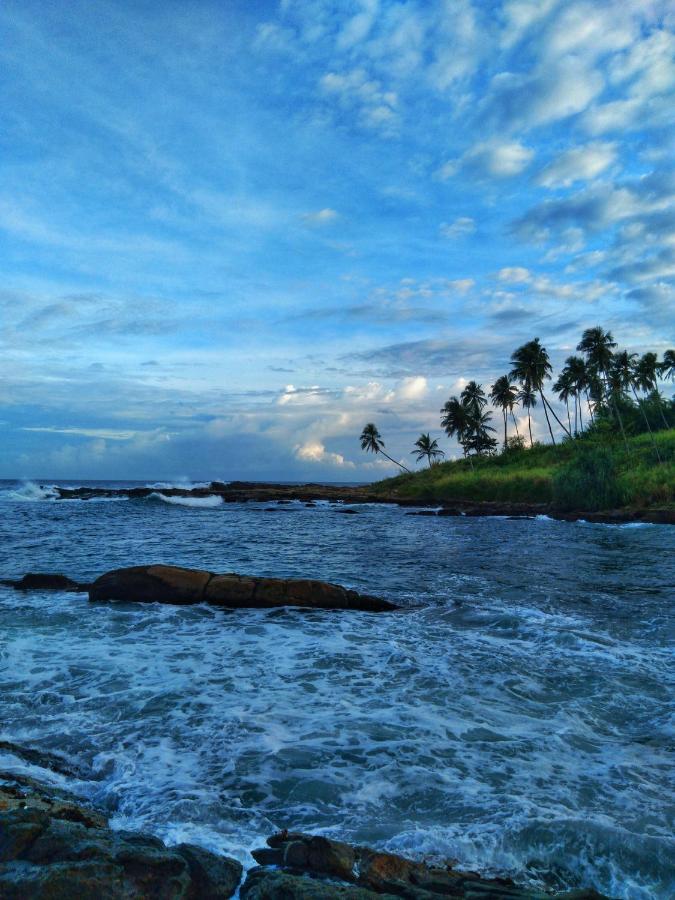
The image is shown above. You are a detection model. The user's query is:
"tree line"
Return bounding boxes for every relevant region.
[360,328,674,470]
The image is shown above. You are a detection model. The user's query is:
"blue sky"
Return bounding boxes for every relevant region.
[1,0,673,480]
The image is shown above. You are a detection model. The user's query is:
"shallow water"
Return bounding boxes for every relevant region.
[0,480,673,898]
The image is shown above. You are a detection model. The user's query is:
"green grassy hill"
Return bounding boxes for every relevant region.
[372,429,675,512]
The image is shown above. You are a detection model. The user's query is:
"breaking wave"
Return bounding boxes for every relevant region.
[148,492,225,508]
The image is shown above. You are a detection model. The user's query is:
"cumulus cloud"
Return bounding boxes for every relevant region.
[498,267,531,283]
[440,140,534,179]
[536,142,617,188]
[295,440,354,467]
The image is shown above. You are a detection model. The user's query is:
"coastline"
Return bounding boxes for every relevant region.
[47,480,675,525]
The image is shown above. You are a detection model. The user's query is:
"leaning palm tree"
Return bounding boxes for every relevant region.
[636,352,670,429]
[660,349,675,381]
[411,433,445,467]
[359,423,411,473]
[613,350,662,462]
[510,338,570,444]
[553,369,574,437]
[516,383,537,447]
[563,355,588,433]
[490,376,519,450]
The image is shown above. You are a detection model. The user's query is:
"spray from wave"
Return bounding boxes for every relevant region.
[148,492,224,509]
[2,481,61,502]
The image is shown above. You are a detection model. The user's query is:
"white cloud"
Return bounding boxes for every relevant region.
[440,140,534,180]
[498,266,531,283]
[395,375,428,401]
[294,440,354,467]
[439,217,475,238]
[536,142,617,188]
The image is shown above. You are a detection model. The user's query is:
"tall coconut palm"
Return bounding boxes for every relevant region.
[510,338,570,444]
[564,355,588,433]
[613,350,662,462]
[490,376,519,450]
[359,423,411,473]
[660,349,675,381]
[553,370,574,436]
[411,433,445,467]
[577,326,628,448]
[516,383,537,447]
[440,397,471,455]
[636,352,670,428]
[465,410,498,457]
[460,380,487,415]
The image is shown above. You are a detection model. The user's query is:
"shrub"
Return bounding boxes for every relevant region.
[552,447,625,511]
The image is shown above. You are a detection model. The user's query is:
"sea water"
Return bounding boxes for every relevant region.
[0,480,673,899]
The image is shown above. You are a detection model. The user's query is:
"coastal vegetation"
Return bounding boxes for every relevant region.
[362,328,674,512]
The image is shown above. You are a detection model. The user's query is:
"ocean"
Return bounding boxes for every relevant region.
[0,479,673,899]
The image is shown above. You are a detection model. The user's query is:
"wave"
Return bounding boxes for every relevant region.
[147,480,221,490]
[2,481,61,502]
[148,492,224,508]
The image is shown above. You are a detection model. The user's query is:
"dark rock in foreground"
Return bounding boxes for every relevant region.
[0,773,242,899]
[89,565,398,612]
[0,573,87,592]
[244,831,612,899]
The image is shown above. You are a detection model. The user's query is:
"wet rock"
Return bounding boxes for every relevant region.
[0,775,242,899]
[337,508,360,514]
[250,832,613,900]
[0,742,90,780]
[0,574,86,592]
[89,565,398,612]
[241,867,391,899]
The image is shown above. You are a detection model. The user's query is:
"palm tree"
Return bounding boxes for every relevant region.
[613,350,662,462]
[411,433,445,467]
[553,369,573,436]
[440,397,472,458]
[490,376,519,450]
[359,423,411,473]
[510,338,570,444]
[516,384,537,447]
[460,380,487,416]
[660,349,675,381]
[465,409,498,456]
[563,355,588,433]
[636,352,670,429]
[577,326,628,448]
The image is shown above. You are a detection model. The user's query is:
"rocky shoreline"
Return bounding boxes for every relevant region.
[45,481,674,524]
[0,772,612,899]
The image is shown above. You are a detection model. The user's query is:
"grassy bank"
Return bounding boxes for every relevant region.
[372,429,675,511]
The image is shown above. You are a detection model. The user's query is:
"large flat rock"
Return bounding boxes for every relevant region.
[89,565,398,612]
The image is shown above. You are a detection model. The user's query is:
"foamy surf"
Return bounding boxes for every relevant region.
[148,492,225,508]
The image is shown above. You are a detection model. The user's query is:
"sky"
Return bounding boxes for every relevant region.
[1,0,674,481]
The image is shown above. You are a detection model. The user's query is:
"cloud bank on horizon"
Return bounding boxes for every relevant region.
[1,0,673,479]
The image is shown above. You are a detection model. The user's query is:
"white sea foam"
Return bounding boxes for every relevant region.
[2,480,60,502]
[148,492,224,508]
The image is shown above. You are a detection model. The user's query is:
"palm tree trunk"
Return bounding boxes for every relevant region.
[585,390,593,425]
[574,394,578,436]
[380,450,411,474]
[503,409,507,450]
[527,412,533,447]
[542,394,571,438]
[511,410,520,439]
[632,386,661,462]
[539,390,556,445]
[566,399,571,435]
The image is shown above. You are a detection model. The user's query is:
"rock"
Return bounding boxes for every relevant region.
[0,574,86,592]
[249,832,613,900]
[0,774,242,899]
[89,566,398,612]
[240,867,391,899]
[337,508,360,514]
[0,742,90,780]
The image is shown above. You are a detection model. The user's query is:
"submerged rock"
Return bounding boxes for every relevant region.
[0,773,242,899]
[89,565,398,612]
